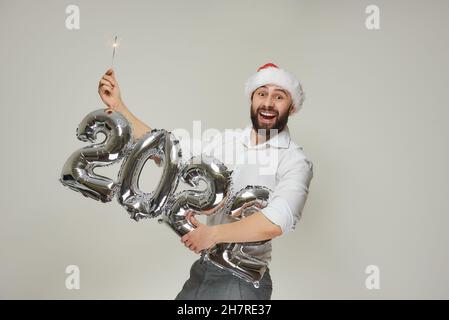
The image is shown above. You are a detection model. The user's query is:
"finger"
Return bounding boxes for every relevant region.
[98,80,112,89]
[189,215,201,227]
[99,78,114,88]
[186,210,195,222]
[106,68,117,80]
[186,210,194,220]
[102,75,116,86]
[99,84,113,92]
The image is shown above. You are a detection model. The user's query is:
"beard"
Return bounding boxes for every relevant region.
[250,104,292,139]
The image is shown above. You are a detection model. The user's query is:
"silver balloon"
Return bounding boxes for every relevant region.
[205,185,273,288]
[60,109,133,202]
[160,154,232,237]
[117,129,182,221]
[61,111,275,288]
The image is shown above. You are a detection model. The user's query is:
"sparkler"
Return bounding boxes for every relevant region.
[111,36,118,68]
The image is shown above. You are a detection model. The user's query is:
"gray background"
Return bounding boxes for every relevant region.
[1,0,448,299]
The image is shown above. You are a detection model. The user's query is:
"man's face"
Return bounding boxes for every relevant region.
[250,84,294,135]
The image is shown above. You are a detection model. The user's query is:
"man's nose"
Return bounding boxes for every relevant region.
[263,95,275,108]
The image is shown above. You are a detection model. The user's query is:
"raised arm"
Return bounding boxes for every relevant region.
[98,68,151,139]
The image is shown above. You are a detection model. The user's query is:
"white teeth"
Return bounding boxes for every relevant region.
[260,111,276,117]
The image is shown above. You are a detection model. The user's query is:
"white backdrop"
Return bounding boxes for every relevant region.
[0,0,448,299]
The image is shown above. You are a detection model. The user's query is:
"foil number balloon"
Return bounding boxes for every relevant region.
[117,129,182,221]
[162,184,273,288]
[60,109,133,202]
[60,109,273,287]
[160,154,232,237]
[206,185,273,288]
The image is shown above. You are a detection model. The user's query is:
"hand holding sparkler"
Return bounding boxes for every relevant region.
[98,68,123,112]
[98,36,124,111]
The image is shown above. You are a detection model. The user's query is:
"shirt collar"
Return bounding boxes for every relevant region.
[240,124,291,149]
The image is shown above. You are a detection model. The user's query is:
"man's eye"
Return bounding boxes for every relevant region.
[258,92,265,96]
[276,95,284,100]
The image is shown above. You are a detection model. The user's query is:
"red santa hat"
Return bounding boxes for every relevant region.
[244,63,305,113]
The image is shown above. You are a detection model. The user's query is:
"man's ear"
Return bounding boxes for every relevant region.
[289,104,297,115]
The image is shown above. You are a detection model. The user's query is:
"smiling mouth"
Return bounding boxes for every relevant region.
[259,110,277,121]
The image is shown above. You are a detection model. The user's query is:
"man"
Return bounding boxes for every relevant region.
[98,62,313,299]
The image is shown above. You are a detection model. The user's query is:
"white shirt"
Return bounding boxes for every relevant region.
[176,124,314,236]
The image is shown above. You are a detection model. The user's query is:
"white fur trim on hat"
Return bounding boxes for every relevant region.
[245,64,305,112]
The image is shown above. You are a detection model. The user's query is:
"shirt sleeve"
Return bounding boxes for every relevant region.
[260,147,314,235]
